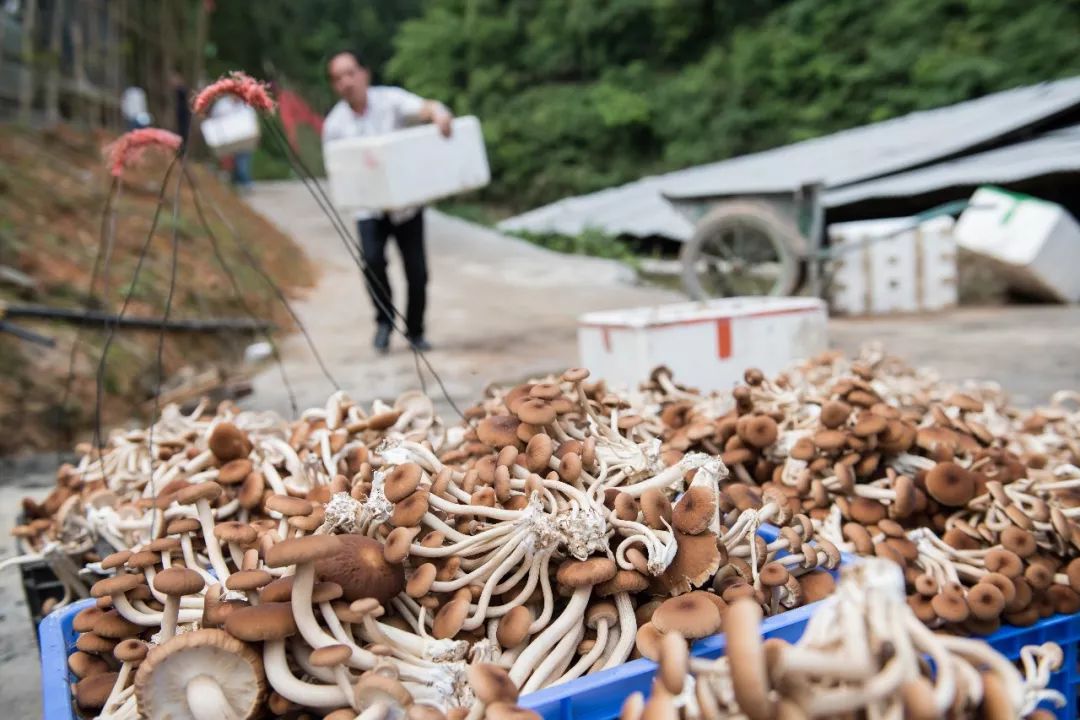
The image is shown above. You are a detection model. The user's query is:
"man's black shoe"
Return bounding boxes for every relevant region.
[374,324,392,354]
[408,336,432,352]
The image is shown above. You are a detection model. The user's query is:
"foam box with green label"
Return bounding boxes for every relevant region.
[954,186,1080,303]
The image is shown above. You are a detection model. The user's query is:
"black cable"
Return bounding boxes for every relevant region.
[260,117,466,419]
[58,178,119,456]
[92,157,180,480]
[146,157,186,532]
[182,165,340,396]
[181,166,300,416]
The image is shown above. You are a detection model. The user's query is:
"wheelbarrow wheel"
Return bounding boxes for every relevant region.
[679,200,806,299]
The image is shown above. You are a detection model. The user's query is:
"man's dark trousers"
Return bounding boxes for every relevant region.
[357,211,427,339]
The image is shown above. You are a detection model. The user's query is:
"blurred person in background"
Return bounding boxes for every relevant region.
[322,50,453,354]
[209,94,257,194]
[169,69,192,147]
[120,86,151,130]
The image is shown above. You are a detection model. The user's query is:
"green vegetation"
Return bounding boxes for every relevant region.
[512,228,641,268]
[214,0,1080,208]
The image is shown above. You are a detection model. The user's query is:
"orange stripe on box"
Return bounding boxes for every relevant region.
[716,318,732,359]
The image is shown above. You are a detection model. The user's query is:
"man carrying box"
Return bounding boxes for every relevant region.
[323,50,453,354]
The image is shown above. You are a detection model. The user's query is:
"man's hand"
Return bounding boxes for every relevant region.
[434,108,453,138]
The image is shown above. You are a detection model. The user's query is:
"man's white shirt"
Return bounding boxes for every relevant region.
[322,86,427,222]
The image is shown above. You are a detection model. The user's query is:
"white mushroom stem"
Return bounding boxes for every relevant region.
[159,594,180,640]
[111,592,202,626]
[522,622,585,693]
[192,499,232,581]
[600,592,637,670]
[186,675,240,720]
[553,620,609,685]
[263,639,349,708]
[509,584,591,686]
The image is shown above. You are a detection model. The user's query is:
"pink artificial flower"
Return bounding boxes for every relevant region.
[192,71,276,116]
[103,128,183,178]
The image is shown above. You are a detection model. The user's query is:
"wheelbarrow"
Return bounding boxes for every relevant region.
[663,182,969,299]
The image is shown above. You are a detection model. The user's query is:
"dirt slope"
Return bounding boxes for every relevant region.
[0,124,313,455]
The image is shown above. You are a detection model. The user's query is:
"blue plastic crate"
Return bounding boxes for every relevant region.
[984,612,1080,719]
[38,596,94,720]
[521,524,847,719]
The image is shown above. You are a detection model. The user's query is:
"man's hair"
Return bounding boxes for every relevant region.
[326,49,367,75]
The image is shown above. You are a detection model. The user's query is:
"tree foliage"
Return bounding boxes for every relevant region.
[388,0,1080,209]
[211,0,1080,207]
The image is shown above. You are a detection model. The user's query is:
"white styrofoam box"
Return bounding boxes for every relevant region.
[200,106,260,156]
[578,297,827,393]
[324,115,490,213]
[954,186,1080,303]
[827,216,957,315]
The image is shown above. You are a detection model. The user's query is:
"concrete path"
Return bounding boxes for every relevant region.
[242,181,681,417]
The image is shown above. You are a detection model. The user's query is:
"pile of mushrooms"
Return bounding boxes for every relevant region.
[621,558,1066,720]
[22,369,841,719]
[14,346,1080,718]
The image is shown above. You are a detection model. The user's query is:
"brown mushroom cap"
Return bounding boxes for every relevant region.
[556,557,618,588]
[516,398,556,426]
[69,651,110,679]
[432,597,470,639]
[166,517,201,535]
[208,422,251,462]
[798,571,836,604]
[967,582,1006,621]
[134,629,266,720]
[315,534,405,603]
[985,548,1024,579]
[391,490,431,527]
[931,592,970,623]
[468,663,520,704]
[925,462,975,507]
[820,401,852,429]
[496,605,533,648]
[94,610,143,639]
[76,631,117,655]
[635,622,663,660]
[477,415,521,447]
[640,488,673,530]
[101,550,133,570]
[657,631,689,695]
[385,526,421,564]
[259,576,295,603]
[739,415,778,449]
[73,606,106,633]
[154,567,206,597]
[214,521,258,546]
[813,430,847,452]
[264,494,313,517]
[114,638,149,664]
[176,481,223,506]
[218,458,254,485]
[652,593,721,638]
[75,671,120,711]
[226,569,274,593]
[758,563,790,588]
[406,563,438,599]
[265,534,342,568]
[672,487,716,535]
[91,573,144,598]
[597,569,650,598]
[224,602,298,641]
[385,463,424,503]
[309,644,353,667]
